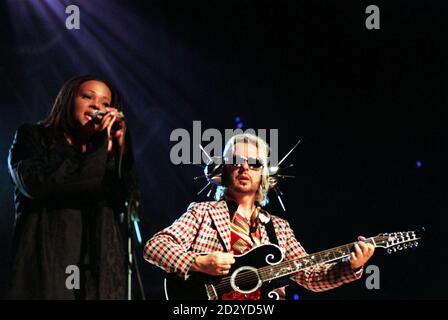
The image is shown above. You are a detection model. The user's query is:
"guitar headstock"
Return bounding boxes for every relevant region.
[373,228,425,254]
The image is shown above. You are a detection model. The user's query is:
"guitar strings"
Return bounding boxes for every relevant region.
[212,234,416,294]
[212,240,374,293]
[212,244,356,292]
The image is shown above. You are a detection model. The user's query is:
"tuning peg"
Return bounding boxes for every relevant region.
[388,247,397,253]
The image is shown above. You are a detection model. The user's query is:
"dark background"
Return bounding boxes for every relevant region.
[0,0,446,299]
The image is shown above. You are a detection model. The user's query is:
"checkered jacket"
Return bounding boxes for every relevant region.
[143,200,362,295]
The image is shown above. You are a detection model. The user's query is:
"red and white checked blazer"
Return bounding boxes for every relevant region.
[143,200,362,294]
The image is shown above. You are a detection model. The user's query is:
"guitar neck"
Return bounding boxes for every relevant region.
[258,237,377,282]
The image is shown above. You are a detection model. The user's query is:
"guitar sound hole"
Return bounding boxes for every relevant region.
[234,269,260,291]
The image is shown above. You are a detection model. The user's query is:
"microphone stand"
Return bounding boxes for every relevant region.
[116,125,146,300]
[125,198,146,300]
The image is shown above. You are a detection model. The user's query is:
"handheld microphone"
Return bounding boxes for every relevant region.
[90,110,125,124]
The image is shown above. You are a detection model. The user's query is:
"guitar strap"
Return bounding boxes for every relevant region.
[265,219,279,246]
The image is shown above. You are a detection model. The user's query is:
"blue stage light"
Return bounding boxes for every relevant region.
[293,293,300,300]
[237,122,243,129]
[416,161,422,168]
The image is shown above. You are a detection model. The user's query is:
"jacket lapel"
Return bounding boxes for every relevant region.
[209,201,231,251]
[260,225,269,244]
[258,209,271,244]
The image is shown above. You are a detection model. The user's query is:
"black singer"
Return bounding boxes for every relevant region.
[7,75,140,299]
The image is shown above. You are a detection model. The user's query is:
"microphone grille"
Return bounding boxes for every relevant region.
[92,110,102,117]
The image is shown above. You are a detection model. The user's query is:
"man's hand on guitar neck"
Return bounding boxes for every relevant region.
[350,236,375,271]
[191,252,235,276]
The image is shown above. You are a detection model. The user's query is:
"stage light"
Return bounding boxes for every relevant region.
[237,122,244,129]
[235,116,241,122]
[416,161,422,168]
[293,293,300,300]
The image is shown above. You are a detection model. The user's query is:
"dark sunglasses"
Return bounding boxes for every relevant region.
[224,155,264,170]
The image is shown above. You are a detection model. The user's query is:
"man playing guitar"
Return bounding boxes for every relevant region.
[144,133,375,300]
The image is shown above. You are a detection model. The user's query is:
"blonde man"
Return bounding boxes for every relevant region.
[144,133,374,299]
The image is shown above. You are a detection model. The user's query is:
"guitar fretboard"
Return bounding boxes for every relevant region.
[258,238,377,282]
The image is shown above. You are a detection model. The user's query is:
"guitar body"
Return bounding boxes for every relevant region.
[164,244,286,300]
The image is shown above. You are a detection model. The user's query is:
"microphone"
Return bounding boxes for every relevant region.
[90,110,125,125]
